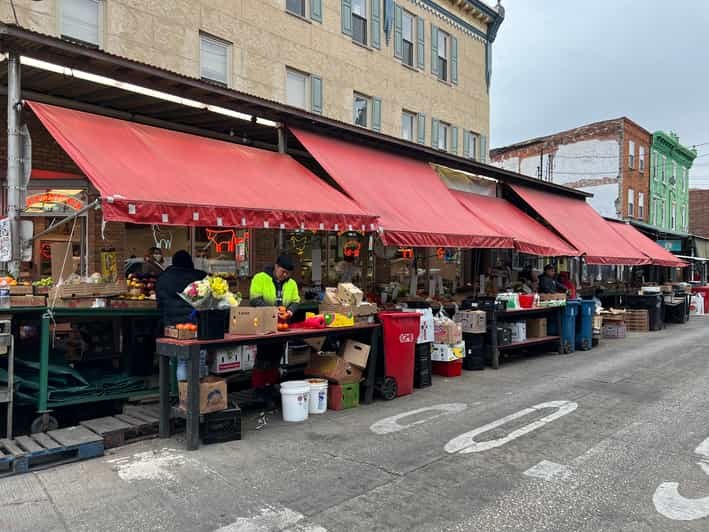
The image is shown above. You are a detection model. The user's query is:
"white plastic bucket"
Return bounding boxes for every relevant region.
[280,381,310,422]
[308,379,328,414]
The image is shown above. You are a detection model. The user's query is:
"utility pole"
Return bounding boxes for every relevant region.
[6,52,22,277]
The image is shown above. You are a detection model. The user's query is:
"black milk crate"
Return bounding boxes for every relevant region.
[463,355,485,371]
[197,309,229,340]
[497,326,513,346]
[414,372,432,388]
[414,342,432,358]
[463,333,485,353]
[200,406,242,444]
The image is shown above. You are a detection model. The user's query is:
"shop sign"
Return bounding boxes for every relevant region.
[25,192,85,213]
[0,218,10,262]
[398,247,414,259]
[657,239,682,252]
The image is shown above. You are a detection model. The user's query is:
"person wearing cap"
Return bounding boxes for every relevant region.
[249,253,301,312]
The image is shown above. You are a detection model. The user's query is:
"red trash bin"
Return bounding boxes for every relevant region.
[378,312,421,399]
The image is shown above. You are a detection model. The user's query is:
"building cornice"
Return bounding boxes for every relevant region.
[409,0,504,43]
[652,131,697,167]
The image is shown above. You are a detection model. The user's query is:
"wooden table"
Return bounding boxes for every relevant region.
[156,323,381,450]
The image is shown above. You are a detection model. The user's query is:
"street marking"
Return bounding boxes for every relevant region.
[215,506,328,532]
[444,400,578,454]
[523,460,573,482]
[653,435,709,521]
[369,403,468,435]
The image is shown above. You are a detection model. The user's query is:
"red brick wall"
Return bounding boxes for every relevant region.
[620,119,652,221]
[689,189,709,238]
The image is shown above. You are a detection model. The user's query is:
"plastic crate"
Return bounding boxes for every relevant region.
[328,383,359,410]
[200,406,242,444]
[463,355,485,371]
[602,323,626,338]
[197,309,229,340]
[432,359,462,377]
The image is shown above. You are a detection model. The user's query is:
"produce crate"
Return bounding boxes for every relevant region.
[328,383,359,410]
[163,326,197,340]
[200,406,242,444]
[9,285,32,295]
[10,295,46,307]
[432,359,463,377]
[48,281,127,300]
[602,323,626,339]
[110,299,158,310]
[624,309,649,332]
[49,298,108,309]
[33,286,51,296]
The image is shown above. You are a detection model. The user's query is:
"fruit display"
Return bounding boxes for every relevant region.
[123,273,157,300]
[176,323,198,332]
[0,276,19,286]
[32,277,54,287]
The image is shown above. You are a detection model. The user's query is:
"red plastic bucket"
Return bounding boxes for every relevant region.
[519,294,535,308]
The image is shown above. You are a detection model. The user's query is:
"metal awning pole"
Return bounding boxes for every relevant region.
[30,199,101,241]
[6,52,22,276]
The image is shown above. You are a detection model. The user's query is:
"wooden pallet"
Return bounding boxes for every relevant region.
[0,426,104,476]
[80,406,160,449]
[625,310,650,332]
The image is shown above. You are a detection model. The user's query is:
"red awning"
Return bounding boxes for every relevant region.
[291,128,512,249]
[606,221,688,268]
[452,191,579,257]
[27,102,377,230]
[510,185,649,265]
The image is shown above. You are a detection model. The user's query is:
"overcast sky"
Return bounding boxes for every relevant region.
[490,0,709,187]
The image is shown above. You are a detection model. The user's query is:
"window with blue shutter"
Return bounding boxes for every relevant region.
[372,97,382,131]
[431,118,439,148]
[311,0,322,23]
[480,135,488,162]
[311,75,322,114]
[416,17,425,70]
[451,35,458,84]
[451,126,458,155]
[342,0,352,36]
[394,4,403,59]
[430,24,439,77]
[371,0,381,49]
[417,112,426,144]
[463,130,470,158]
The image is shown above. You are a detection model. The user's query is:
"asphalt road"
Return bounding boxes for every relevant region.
[2,317,708,532]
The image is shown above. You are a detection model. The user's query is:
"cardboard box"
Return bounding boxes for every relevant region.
[340,339,370,369]
[526,318,547,338]
[164,326,197,340]
[353,302,378,316]
[305,353,362,384]
[434,319,462,344]
[510,321,527,343]
[404,308,434,344]
[287,344,312,366]
[10,295,46,307]
[323,287,341,305]
[229,306,278,335]
[303,336,327,351]
[454,310,486,334]
[179,376,227,414]
[209,345,256,374]
[431,341,465,362]
[337,283,363,306]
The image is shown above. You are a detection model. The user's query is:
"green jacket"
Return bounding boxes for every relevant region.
[249,268,300,308]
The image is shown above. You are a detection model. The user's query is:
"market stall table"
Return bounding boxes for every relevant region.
[156,323,381,450]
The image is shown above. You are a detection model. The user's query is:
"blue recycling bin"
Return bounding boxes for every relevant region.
[548,299,579,354]
[575,300,596,351]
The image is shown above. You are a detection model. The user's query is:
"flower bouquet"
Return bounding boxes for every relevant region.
[180,275,241,310]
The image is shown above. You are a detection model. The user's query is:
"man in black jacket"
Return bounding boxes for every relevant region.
[539,264,568,294]
[156,251,206,326]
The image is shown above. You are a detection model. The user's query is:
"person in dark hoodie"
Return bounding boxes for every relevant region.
[155,250,206,326]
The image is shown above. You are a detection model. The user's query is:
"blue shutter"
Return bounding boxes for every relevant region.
[394,4,403,59]
[451,126,458,155]
[431,24,439,77]
[431,118,439,148]
[372,97,382,131]
[311,0,322,23]
[451,35,458,84]
[463,130,470,158]
[480,135,488,162]
[342,0,352,36]
[371,0,381,49]
[416,16,425,70]
[417,112,425,144]
[311,75,322,114]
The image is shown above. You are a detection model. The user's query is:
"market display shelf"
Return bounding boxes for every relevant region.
[496,307,564,319]
[498,336,560,351]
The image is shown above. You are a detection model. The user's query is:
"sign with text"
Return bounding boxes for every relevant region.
[657,239,682,252]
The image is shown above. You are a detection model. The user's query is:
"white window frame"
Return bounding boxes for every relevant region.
[628,140,635,169]
[671,203,676,230]
[200,33,231,86]
[672,161,677,182]
[438,121,450,151]
[401,10,415,67]
[58,0,103,47]
[662,155,667,182]
[653,152,658,179]
[351,0,368,46]
[286,67,310,111]
[628,188,635,217]
[437,29,449,82]
[638,192,644,219]
[401,111,416,142]
[466,131,478,160]
[353,92,371,128]
[286,0,307,17]
[639,146,645,172]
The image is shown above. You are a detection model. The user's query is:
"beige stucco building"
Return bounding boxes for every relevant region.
[2,0,502,157]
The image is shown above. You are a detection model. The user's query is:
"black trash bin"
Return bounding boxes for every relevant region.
[624,294,664,331]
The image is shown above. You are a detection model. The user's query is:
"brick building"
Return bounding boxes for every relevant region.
[490,118,652,222]
[689,189,709,238]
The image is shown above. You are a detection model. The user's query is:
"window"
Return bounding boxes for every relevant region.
[200,33,231,86]
[662,155,667,181]
[352,0,367,45]
[464,130,478,159]
[638,192,644,219]
[628,188,635,217]
[353,93,370,128]
[671,203,676,230]
[639,146,645,172]
[401,11,414,67]
[653,152,658,178]
[286,0,305,17]
[438,121,449,151]
[672,161,677,182]
[401,111,416,142]
[437,30,449,82]
[682,206,686,230]
[59,0,102,46]
[628,140,635,169]
[286,69,308,110]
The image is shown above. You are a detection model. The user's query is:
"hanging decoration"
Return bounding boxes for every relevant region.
[152,224,173,250]
[289,233,309,257]
[206,229,245,254]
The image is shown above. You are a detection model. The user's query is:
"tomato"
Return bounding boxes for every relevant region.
[176,324,186,330]
[188,324,197,332]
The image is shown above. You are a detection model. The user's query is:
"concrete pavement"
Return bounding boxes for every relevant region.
[1,317,708,531]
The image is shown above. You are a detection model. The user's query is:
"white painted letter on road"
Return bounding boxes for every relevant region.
[444,400,578,454]
[370,403,468,435]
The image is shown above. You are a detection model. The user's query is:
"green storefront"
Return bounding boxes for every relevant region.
[649,131,696,233]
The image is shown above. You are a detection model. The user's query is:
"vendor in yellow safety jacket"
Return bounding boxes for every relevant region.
[249,253,300,312]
